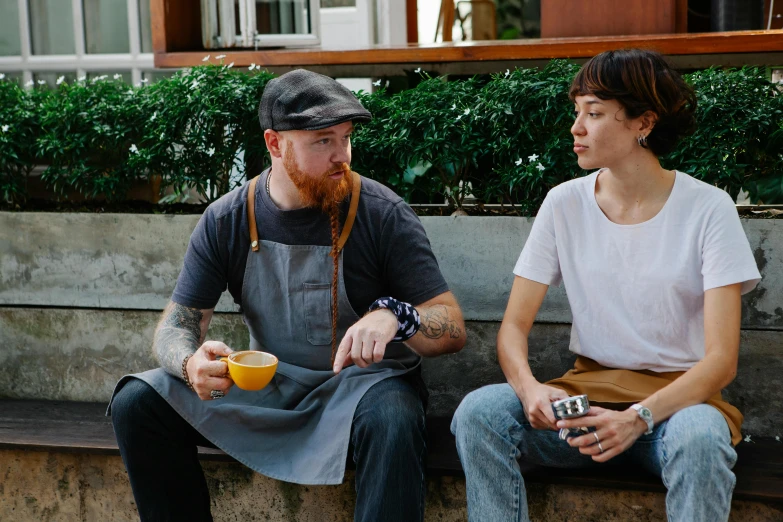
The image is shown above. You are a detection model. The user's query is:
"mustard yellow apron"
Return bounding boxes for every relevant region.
[546,356,743,446]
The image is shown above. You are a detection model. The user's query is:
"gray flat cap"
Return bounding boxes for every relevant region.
[258,69,372,131]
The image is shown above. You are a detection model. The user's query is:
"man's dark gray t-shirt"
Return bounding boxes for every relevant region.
[172,169,449,314]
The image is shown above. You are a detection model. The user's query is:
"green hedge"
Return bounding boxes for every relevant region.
[1,62,782,211]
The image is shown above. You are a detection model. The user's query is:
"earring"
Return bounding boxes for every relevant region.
[637,135,648,147]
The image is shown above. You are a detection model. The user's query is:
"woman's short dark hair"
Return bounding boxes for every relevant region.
[569,49,697,157]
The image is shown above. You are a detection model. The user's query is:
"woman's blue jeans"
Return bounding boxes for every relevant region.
[451,384,737,522]
[111,375,427,522]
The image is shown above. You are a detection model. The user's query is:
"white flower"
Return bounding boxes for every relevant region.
[202,55,210,62]
[455,115,462,121]
[226,62,234,69]
[451,104,456,110]
[37,80,46,85]
[515,158,522,166]
[25,80,34,87]
[0,74,5,80]
[414,67,421,73]
[536,162,545,171]
[215,54,226,59]
[776,436,781,442]
[114,74,122,80]
[190,81,199,90]
[385,80,390,88]
[129,144,139,154]
[160,132,165,140]
[373,80,381,86]
[249,63,256,70]
[463,108,470,115]
[528,153,539,162]
[1,125,9,132]
[140,78,148,84]
[78,76,86,82]
[151,112,157,121]
[744,434,752,443]
[206,147,215,157]
[505,69,510,77]
[56,76,65,85]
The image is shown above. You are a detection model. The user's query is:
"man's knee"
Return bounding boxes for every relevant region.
[110,379,163,436]
[354,378,424,445]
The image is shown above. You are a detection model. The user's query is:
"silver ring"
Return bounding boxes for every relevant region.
[593,432,600,444]
[210,390,225,400]
[597,442,605,453]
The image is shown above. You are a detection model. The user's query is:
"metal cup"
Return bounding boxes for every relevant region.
[551,394,591,440]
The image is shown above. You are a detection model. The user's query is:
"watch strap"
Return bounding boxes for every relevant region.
[631,403,654,435]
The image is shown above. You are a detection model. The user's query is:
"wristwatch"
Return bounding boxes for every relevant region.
[631,404,654,435]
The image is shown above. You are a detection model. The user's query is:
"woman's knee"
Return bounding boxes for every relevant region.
[663,405,737,470]
[451,384,523,439]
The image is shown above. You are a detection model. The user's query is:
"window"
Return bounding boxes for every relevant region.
[0,0,155,86]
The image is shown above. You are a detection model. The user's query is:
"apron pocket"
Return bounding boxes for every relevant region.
[303,282,333,345]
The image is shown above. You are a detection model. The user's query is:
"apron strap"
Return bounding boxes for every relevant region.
[247,175,261,252]
[246,170,361,253]
[337,171,362,252]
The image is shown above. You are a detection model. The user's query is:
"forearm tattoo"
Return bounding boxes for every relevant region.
[153,304,203,378]
[419,304,462,340]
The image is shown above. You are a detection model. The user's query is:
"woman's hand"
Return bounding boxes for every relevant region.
[557,406,647,462]
[517,381,569,430]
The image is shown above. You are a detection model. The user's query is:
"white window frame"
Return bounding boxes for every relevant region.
[202,0,321,49]
[0,0,154,85]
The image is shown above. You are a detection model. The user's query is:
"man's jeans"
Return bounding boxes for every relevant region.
[111,376,427,522]
[451,384,737,522]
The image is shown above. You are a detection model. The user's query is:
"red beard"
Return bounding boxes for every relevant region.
[283,144,353,214]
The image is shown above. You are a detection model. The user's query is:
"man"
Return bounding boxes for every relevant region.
[110,69,466,522]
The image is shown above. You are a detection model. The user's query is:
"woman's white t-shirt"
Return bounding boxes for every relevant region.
[513,170,761,372]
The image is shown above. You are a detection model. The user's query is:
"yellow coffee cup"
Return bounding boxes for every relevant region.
[225,351,278,391]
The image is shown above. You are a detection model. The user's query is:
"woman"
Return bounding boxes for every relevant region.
[451,49,761,522]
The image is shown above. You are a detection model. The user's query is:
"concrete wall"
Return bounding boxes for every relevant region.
[3,213,782,326]
[2,449,781,522]
[1,212,782,436]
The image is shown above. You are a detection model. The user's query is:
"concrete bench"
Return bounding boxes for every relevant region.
[2,399,782,506]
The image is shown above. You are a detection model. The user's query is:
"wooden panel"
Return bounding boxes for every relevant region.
[150,0,203,54]
[153,30,783,68]
[675,0,688,33]
[541,0,676,38]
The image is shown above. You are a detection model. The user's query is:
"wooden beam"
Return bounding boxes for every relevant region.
[150,0,167,54]
[154,30,783,69]
[406,0,418,44]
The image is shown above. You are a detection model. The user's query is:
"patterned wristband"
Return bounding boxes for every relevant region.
[181,353,195,391]
[369,297,421,342]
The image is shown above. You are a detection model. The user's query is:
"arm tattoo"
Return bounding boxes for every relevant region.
[419,304,462,340]
[154,304,203,378]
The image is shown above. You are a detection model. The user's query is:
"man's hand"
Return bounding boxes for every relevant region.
[558,406,647,462]
[333,309,398,373]
[186,341,235,401]
[518,381,569,430]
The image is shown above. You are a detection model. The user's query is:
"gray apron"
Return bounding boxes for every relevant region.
[109,172,420,485]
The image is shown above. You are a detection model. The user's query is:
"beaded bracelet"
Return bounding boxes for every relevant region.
[369,297,421,342]
[181,353,196,392]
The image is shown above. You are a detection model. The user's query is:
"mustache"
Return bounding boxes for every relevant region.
[325,163,350,177]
